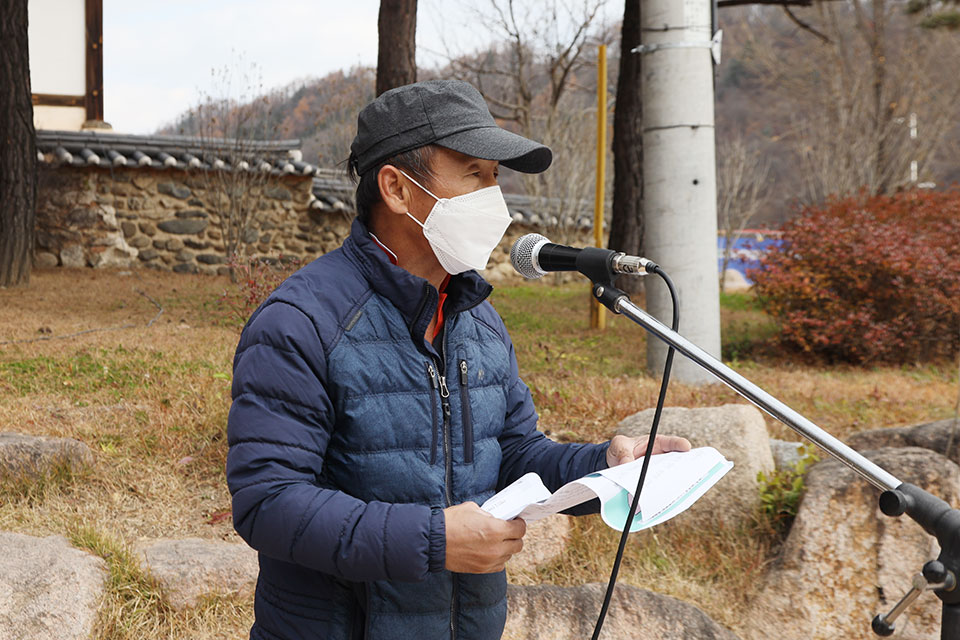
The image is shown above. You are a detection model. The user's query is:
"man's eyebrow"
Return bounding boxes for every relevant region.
[464,160,497,171]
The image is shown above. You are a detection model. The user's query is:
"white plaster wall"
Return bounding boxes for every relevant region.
[28,0,86,95]
[34,105,86,131]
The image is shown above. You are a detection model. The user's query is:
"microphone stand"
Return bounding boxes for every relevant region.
[573,248,960,639]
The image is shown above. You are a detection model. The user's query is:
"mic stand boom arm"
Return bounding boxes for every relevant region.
[589,282,960,639]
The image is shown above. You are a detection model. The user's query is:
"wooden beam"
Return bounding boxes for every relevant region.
[85,0,103,121]
[32,94,86,107]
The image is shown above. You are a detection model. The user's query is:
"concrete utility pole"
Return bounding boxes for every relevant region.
[638,0,721,384]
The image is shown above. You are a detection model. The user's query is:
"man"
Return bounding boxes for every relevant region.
[226,79,689,640]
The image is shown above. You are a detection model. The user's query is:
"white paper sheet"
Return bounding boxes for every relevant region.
[481,447,733,532]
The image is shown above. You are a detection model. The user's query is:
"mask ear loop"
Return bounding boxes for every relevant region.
[397,169,442,229]
[405,211,427,229]
[397,169,442,202]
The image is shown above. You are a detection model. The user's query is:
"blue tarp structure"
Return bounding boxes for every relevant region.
[717,233,781,283]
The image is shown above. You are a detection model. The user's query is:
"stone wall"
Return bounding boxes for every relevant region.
[34,167,351,275]
[34,166,596,278]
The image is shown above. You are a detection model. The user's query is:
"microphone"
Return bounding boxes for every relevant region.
[510,233,657,280]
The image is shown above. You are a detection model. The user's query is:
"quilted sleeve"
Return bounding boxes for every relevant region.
[226,301,446,582]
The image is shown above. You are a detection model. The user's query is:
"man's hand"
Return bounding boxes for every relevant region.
[606,434,692,467]
[444,502,526,574]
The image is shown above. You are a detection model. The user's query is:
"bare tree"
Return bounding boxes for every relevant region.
[377,0,418,96]
[442,0,613,243]
[177,63,281,276]
[717,133,769,292]
[742,1,960,204]
[0,0,36,287]
[530,106,599,244]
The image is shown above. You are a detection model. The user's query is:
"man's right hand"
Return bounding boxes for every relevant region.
[443,501,526,573]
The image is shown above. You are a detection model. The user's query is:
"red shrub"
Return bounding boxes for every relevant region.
[749,189,960,364]
[220,255,303,327]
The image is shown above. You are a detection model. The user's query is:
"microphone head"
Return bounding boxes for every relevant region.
[510,233,549,279]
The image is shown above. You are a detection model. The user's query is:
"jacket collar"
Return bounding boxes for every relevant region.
[343,218,493,330]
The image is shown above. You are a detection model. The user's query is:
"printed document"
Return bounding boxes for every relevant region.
[480,446,733,532]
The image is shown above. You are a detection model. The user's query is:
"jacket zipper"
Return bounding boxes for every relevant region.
[435,325,457,639]
[459,359,473,464]
[438,365,453,507]
[434,323,454,508]
[426,362,440,465]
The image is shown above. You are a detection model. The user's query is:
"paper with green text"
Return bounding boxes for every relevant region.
[480,447,733,532]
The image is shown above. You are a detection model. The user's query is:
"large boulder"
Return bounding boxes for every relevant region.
[507,515,571,576]
[0,532,106,640]
[504,583,740,640]
[0,432,94,483]
[848,418,960,466]
[742,447,958,640]
[136,538,258,609]
[616,404,774,528]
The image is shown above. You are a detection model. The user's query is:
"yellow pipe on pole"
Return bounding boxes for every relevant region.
[591,44,608,330]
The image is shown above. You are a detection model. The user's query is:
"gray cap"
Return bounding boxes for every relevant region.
[349,79,552,175]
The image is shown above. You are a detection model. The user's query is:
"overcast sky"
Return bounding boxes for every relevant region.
[102,1,618,134]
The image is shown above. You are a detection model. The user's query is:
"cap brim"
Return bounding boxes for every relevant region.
[434,126,552,174]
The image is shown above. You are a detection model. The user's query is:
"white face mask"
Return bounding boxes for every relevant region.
[399,170,512,275]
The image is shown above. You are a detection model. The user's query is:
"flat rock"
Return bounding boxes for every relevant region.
[33,251,59,268]
[507,515,571,575]
[158,219,208,235]
[197,253,225,265]
[0,532,106,640]
[172,262,199,274]
[0,432,94,482]
[848,418,960,466]
[504,583,740,640]
[742,447,958,640]
[59,245,86,268]
[157,182,191,199]
[136,537,258,609]
[769,439,804,471]
[617,404,774,528]
[264,185,292,200]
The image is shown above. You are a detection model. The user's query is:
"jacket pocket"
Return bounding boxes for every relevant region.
[459,358,473,463]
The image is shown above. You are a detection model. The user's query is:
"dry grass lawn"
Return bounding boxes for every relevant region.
[0,268,956,638]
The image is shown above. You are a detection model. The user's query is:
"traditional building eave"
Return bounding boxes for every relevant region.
[35,129,317,176]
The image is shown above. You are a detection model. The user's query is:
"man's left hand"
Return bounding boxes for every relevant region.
[605,434,692,468]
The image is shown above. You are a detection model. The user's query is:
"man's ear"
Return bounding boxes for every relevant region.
[377,165,412,215]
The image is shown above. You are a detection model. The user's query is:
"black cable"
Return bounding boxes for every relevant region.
[591,265,680,640]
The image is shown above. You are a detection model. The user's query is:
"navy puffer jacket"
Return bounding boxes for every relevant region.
[227,219,609,640]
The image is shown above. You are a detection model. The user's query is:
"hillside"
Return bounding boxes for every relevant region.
[159,4,960,227]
